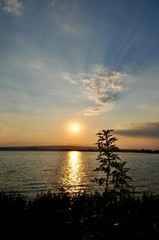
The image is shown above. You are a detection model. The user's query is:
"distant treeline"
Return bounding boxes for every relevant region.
[119,148,159,154]
[0,146,159,153]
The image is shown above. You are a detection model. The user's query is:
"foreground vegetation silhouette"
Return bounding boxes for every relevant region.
[1,190,159,239]
[92,129,133,198]
[1,129,159,239]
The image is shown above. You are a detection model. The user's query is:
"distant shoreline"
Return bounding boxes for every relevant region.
[0,146,159,153]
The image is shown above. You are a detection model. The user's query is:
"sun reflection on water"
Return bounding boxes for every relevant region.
[60,151,84,194]
[69,151,80,181]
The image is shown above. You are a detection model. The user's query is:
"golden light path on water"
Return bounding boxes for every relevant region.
[68,151,80,184]
[60,151,85,194]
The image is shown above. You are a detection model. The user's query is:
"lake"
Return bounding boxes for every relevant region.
[0,151,159,199]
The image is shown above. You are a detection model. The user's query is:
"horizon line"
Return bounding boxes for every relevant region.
[0,145,159,152]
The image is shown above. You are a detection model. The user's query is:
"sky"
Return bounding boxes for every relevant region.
[0,0,159,149]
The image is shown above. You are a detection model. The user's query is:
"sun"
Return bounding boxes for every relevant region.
[71,124,79,132]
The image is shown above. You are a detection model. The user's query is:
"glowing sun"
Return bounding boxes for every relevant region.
[71,124,79,132]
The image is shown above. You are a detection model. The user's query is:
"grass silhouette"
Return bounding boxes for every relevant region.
[0,190,159,239]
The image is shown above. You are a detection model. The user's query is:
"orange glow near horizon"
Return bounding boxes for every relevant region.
[0,124,159,150]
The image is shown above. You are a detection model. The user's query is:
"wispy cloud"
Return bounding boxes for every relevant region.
[1,0,23,16]
[49,0,88,36]
[62,66,129,116]
[116,122,159,138]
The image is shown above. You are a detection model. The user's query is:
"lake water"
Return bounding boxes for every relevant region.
[0,151,159,199]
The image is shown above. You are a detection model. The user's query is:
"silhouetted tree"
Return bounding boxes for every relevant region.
[93,129,133,197]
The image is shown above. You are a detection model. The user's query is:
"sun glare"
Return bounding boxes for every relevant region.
[71,124,79,132]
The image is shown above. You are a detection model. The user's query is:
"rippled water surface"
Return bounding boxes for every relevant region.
[0,151,159,198]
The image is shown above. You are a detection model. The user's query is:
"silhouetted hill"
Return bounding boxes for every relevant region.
[0,145,98,151]
[0,145,159,153]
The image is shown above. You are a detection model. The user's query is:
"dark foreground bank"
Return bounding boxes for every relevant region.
[0,190,159,240]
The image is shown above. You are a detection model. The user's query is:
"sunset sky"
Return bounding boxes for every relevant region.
[0,0,159,149]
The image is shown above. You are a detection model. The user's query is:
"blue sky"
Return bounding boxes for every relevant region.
[0,0,159,149]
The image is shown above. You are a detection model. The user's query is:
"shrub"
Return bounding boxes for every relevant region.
[92,129,133,198]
